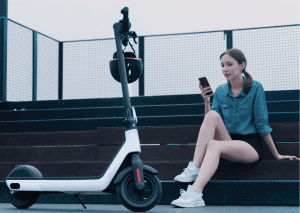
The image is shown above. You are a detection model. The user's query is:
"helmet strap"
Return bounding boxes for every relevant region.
[121,31,137,56]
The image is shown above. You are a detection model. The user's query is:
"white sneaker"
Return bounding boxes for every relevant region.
[171,185,205,207]
[174,161,200,182]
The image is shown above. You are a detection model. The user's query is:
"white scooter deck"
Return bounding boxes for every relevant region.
[6,128,141,193]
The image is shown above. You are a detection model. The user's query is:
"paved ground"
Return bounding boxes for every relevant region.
[0,203,299,213]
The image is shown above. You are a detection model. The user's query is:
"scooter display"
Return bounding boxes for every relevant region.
[5,7,162,212]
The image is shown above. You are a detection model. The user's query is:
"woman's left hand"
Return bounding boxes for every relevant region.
[276,154,300,160]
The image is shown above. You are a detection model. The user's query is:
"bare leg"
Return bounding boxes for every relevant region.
[192,112,218,168]
[192,140,259,193]
[193,148,221,193]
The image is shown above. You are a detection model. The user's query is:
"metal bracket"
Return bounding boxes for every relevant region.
[123,106,138,125]
[131,106,137,124]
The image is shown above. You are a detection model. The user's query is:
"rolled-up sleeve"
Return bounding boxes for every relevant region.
[253,84,273,137]
[210,88,223,120]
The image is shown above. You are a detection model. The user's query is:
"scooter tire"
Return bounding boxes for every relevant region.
[9,191,40,209]
[6,165,42,209]
[117,170,162,212]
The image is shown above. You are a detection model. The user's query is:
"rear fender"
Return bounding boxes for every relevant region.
[5,165,43,179]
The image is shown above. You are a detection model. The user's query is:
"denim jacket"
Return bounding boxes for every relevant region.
[211,76,273,139]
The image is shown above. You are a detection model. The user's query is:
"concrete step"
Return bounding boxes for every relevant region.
[0,130,98,146]
[0,160,298,181]
[0,143,298,163]
[1,90,298,111]
[0,180,298,206]
[1,101,298,121]
[96,124,300,145]
[0,113,299,133]
[0,124,299,145]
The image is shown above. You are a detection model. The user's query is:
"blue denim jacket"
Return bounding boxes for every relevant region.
[211,76,273,139]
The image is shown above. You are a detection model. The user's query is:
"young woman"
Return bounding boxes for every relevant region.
[171,48,300,208]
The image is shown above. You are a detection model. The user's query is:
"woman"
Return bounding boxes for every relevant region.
[171,48,300,208]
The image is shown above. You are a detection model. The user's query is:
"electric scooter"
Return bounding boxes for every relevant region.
[5,7,162,212]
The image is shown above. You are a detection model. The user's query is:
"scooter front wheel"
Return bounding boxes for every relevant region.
[9,191,40,209]
[117,170,162,212]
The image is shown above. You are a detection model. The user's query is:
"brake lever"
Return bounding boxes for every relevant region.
[130,31,138,44]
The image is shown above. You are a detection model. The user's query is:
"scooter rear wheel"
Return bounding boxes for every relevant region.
[9,191,40,209]
[117,170,162,212]
[6,165,42,209]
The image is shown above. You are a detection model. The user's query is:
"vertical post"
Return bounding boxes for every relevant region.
[58,42,63,99]
[32,31,37,101]
[225,30,233,84]
[0,0,7,102]
[0,0,7,17]
[138,36,144,96]
[226,30,233,50]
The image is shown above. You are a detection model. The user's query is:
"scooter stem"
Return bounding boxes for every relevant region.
[113,22,135,129]
[113,9,145,191]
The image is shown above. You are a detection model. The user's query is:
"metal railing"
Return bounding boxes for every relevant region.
[0,17,299,101]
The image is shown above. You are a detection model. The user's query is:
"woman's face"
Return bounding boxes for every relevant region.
[220,54,245,80]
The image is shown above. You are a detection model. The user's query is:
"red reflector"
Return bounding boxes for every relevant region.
[136,168,141,183]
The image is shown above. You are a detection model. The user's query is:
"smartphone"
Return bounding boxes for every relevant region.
[198,77,213,95]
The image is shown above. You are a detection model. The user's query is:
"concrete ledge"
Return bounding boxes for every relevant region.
[0,114,299,133]
[0,160,298,181]
[0,124,299,146]
[0,180,298,206]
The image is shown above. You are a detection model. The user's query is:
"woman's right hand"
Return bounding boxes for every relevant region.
[199,81,214,102]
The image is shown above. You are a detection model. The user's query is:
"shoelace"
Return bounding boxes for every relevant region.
[180,188,203,199]
[182,167,193,175]
[182,166,198,175]
[179,189,193,200]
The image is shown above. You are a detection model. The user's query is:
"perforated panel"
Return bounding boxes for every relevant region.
[63,38,139,100]
[37,33,59,100]
[144,32,227,96]
[7,20,32,101]
[233,25,300,91]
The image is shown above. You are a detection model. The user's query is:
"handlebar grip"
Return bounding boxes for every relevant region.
[121,7,129,33]
[121,7,128,19]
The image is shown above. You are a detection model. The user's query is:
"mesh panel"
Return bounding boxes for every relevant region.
[5,20,299,101]
[233,26,300,91]
[37,33,59,100]
[7,20,32,102]
[144,32,226,96]
[63,38,139,100]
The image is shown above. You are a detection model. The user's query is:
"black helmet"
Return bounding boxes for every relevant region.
[109,51,143,83]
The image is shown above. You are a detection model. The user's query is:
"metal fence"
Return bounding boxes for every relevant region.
[5,19,59,102]
[6,20,33,101]
[1,18,299,101]
[63,38,139,99]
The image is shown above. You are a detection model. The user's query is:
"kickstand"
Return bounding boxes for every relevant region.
[74,194,87,209]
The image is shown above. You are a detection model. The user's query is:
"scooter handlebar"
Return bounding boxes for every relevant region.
[121,7,130,33]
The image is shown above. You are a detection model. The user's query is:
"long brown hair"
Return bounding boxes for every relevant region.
[220,49,253,95]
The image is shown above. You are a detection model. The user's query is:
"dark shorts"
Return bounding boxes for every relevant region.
[229,133,264,161]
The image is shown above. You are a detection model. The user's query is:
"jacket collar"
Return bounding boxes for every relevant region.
[224,76,246,98]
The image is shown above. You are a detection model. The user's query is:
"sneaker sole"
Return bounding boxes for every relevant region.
[171,201,205,208]
[174,177,197,182]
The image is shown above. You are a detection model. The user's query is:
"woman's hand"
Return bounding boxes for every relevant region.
[199,81,214,102]
[275,154,300,160]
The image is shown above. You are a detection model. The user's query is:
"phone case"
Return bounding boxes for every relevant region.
[199,77,212,95]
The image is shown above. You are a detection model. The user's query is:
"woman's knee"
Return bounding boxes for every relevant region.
[206,140,221,152]
[206,110,221,120]
[206,110,231,141]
